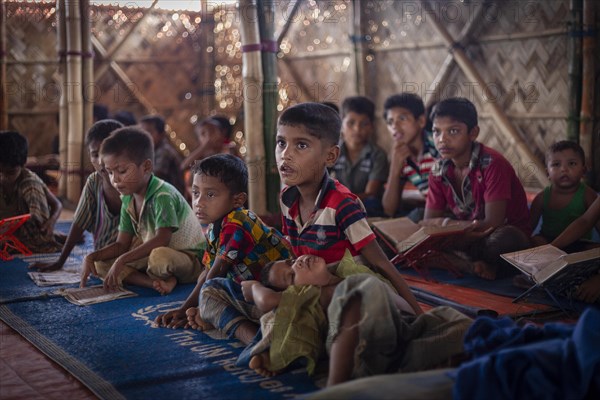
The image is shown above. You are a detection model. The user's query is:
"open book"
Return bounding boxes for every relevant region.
[372,217,471,254]
[501,244,600,298]
[28,270,81,287]
[59,285,137,306]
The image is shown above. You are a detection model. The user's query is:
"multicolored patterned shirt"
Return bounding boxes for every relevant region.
[280,172,376,263]
[400,130,439,195]
[73,172,119,250]
[119,175,205,255]
[202,208,293,283]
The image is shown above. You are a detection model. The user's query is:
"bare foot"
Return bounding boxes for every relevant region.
[249,352,279,377]
[152,276,177,295]
[185,307,212,331]
[472,261,497,280]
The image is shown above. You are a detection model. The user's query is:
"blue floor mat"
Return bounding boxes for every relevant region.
[0,221,319,399]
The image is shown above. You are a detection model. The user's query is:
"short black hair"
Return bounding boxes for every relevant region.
[0,131,28,167]
[322,102,339,114]
[278,102,341,146]
[260,259,292,291]
[430,97,478,132]
[383,93,425,120]
[100,126,154,166]
[547,140,586,165]
[197,116,232,140]
[341,96,375,121]
[191,153,247,194]
[86,119,124,146]
[112,110,137,126]
[140,115,166,135]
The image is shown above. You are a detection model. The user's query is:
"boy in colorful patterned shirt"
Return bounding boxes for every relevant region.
[156,154,293,346]
[276,102,422,315]
[80,127,206,295]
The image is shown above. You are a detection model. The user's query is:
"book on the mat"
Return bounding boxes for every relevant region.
[373,217,471,253]
[501,244,600,298]
[28,270,81,287]
[59,285,137,306]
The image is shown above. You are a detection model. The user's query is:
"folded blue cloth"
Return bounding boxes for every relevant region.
[451,307,600,400]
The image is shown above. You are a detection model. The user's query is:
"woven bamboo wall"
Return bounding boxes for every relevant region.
[5,0,594,190]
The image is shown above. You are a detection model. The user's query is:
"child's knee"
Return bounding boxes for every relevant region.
[94,260,112,278]
[483,226,529,261]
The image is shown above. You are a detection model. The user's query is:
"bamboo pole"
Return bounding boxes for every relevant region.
[257,0,279,214]
[351,0,365,95]
[579,0,595,178]
[423,0,548,187]
[65,0,84,203]
[57,0,68,198]
[0,0,7,130]
[239,0,266,214]
[567,0,583,141]
[81,0,93,135]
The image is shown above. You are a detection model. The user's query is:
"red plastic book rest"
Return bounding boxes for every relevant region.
[0,214,32,261]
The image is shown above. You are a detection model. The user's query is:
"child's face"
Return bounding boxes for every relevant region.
[196,123,223,151]
[341,111,373,151]
[386,106,425,146]
[268,254,329,289]
[191,173,245,224]
[102,153,151,196]
[432,116,478,162]
[546,149,586,189]
[0,163,22,189]
[275,125,339,188]
[88,140,102,173]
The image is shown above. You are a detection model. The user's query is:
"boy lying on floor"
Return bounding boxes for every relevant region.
[241,250,472,387]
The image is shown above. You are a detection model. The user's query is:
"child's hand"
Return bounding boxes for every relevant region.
[80,255,97,287]
[576,274,600,303]
[390,141,412,174]
[155,309,188,329]
[29,260,63,272]
[103,259,124,290]
[241,280,262,302]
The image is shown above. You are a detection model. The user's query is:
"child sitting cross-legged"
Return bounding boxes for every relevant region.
[241,251,473,387]
[423,98,532,280]
[154,154,293,346]
[80,127,206,294]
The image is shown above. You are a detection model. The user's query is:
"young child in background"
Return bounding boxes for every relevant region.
[0,130,64,253]
[331,96,389,217]
[80,127,205,295]
[242,253,471,386]
[155,154,293,346]
[529,140,598,250]
[381,93,439,221]
[31,119,124,271]
[424,97,531,280]
[180,116,237,171]
[276,102,422,315]
[140,115,186,195]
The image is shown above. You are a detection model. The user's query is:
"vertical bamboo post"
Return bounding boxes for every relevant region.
[567,0,583,142]
[57,0,68,198]
[579,0,595,180]
[0,0,8,130]
[239,0,266,214]
[352,0,365,95]
[257,0,280,214]
[65,0,84,203]
[81,0,93,135]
